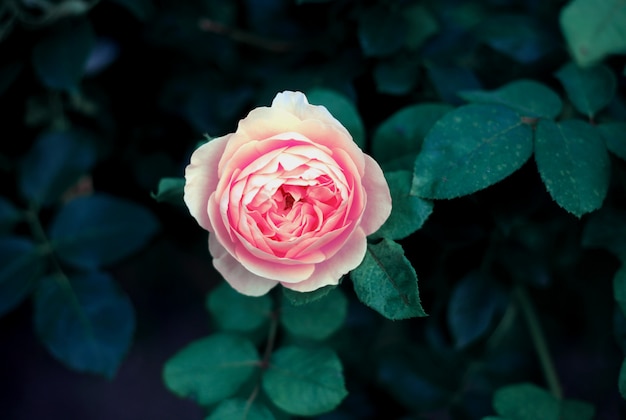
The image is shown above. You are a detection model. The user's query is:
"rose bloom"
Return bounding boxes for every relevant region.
[184,91,391,296]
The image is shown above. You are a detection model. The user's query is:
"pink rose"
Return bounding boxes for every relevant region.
[184,91,391,296]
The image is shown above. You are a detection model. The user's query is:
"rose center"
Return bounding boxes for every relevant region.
[283,191,295,210]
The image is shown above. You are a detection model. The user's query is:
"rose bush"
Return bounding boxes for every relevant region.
[184,91,391,296]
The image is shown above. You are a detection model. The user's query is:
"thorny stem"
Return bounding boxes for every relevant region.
[514,285,563,400]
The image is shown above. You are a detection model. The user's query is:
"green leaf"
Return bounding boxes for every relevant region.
[19,129,97,207]
[598,122,626,161]
[373,55,421,96]
[372,103,453,171]
[206,283,272,332]
[411,104,533,199]
[560,0,626,66]
[403,3,439,50]
[459,79,563,119]
[560,399,596,420]
[582,207,626,258]
[554,62,617,118]
[108,0,155,20]
[282,284,336,306]
[351,239,427,320]
[358,6,407,57]
[151,177,185,205]
[163,333,260,406]
[0,61,22,97]
[0,197,22,232]
[369,171,433,241]
[262,346,347,416]
[49,194,159,269]
[493,383,559,419]
[306,88,365,149]
[493,383,595,420]
[619,358,626,399]
[280,288,348,340]
[0,236,44,316]
[206,398,275,420]
[474,14,557,63]
[534,119,610,217]
[447,272,504,349]
[34,271,135,378]
[614,265,626,317]
[32,18,95,91]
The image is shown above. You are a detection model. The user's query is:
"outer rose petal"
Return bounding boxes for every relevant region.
[209,234,279,296]
[360,154,392,236]
[281,227,367,292]
[184,135,230,232]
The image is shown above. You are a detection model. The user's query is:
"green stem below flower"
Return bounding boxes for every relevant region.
[514,285,563,400]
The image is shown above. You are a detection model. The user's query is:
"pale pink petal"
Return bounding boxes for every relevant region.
[360,154,392,236]
[233,239,316,283]
[281,228,367,292]
[272,91,346,132]
[209,234,279,296]
[184,135,230,232]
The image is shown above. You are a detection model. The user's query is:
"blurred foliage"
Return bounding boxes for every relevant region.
[1,0,625,418]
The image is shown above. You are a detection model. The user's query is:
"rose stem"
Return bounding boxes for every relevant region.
[514,284,563,400]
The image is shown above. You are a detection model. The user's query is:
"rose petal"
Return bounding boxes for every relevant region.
[281,227,367,292]
[209,234,279,296]
[184,135,230,232]
[360,154,392,236]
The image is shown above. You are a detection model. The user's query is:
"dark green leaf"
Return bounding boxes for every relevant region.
[280,288,347,340]
[459,79,563,119]
[369,171,433,241]
[163,333,260,406]
[560,0,626,66]
[296,0,331,4]
[0,61,22,97]
[351,239,427,320]
[403,3,439,50]
[206,283,272,332]
[373,55,420,96]
[378,358,450,412]
[32,18,95,91]
[493,383,595,420]
[372,103,453,171]
[0,197,22,231]
[282,284,336,306]
[358,6,407,57]
[426,64,482,105]
[560,399,596,420]
[493,383,559,419]
[555,62,617,118]
[206,398,275,420]
[447,272,505,349]
[582,207,626,258]
[0,236,44,316]
[534,119,610,217]
[151,177,185,205]
[19,129,97,207]
[34,271,135,378]
[262,346,347,416]
[620,358,626,400]
[474,14,557,63]
[49,194,159,269]
[411,104,533,199]
[108,0,155,20]
[306,88,365,149]
[598,122,626,161]
[614,265,626,317]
